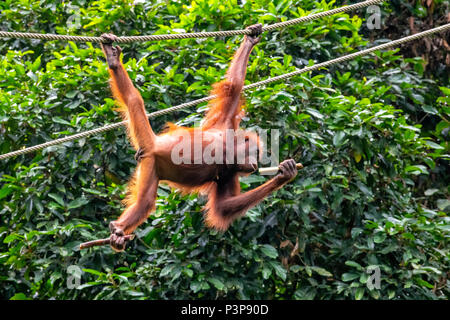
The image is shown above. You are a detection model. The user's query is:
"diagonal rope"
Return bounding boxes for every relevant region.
[1,23,449,161]
[0,0,383,43]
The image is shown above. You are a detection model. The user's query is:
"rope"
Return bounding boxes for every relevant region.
[1,23,449,161]
[0,0,383,43]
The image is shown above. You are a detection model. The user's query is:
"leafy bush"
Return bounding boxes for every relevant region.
[0,0,448,300]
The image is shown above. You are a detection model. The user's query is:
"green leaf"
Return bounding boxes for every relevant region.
[260,244,278,259]
[67,197,89,209]
[10,293,31,300]
[333,131,346,147]
[411,93,424,103]
[342,273,360,282]
[270,262,287,281]
[4,234,23,243]
[82,269,104,277]
[421,105,438,114]
[160,265,173,277]
[261,265,272,279]
[345,261,363,270]
[31,56,41,72]
[48,193,65,206]
[0,186,13,200]
[311,267,333,277]
[373,232,387,244]
[436,199,450,211]
[52,117,72,126]
[388,290,396,299]
[305,107,324,119]
[424,189,439,196]
[208,277,225,290]
[65,90,78,98]
[425,141,444,150]
[439,86,450,95]
[183,268,193,278]
[404,165,428,175]
[414,277,434,289]
[190,281,202,293]
[355,287,364,300]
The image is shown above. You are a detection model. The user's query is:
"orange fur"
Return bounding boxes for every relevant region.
[153,82,257,231]
[102,31,291,244]
[203,178,240,231]
[109,69,140,150]
[112,77,256,232]
[204,185,232,231]
[202,80,245,130]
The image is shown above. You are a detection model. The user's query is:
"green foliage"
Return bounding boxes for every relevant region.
[0,0,448,300]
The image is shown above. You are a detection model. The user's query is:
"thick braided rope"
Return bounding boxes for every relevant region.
[0,0,383,43]
[263,0,383,32]
[1,23,449,161]
[244,23,450,89]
